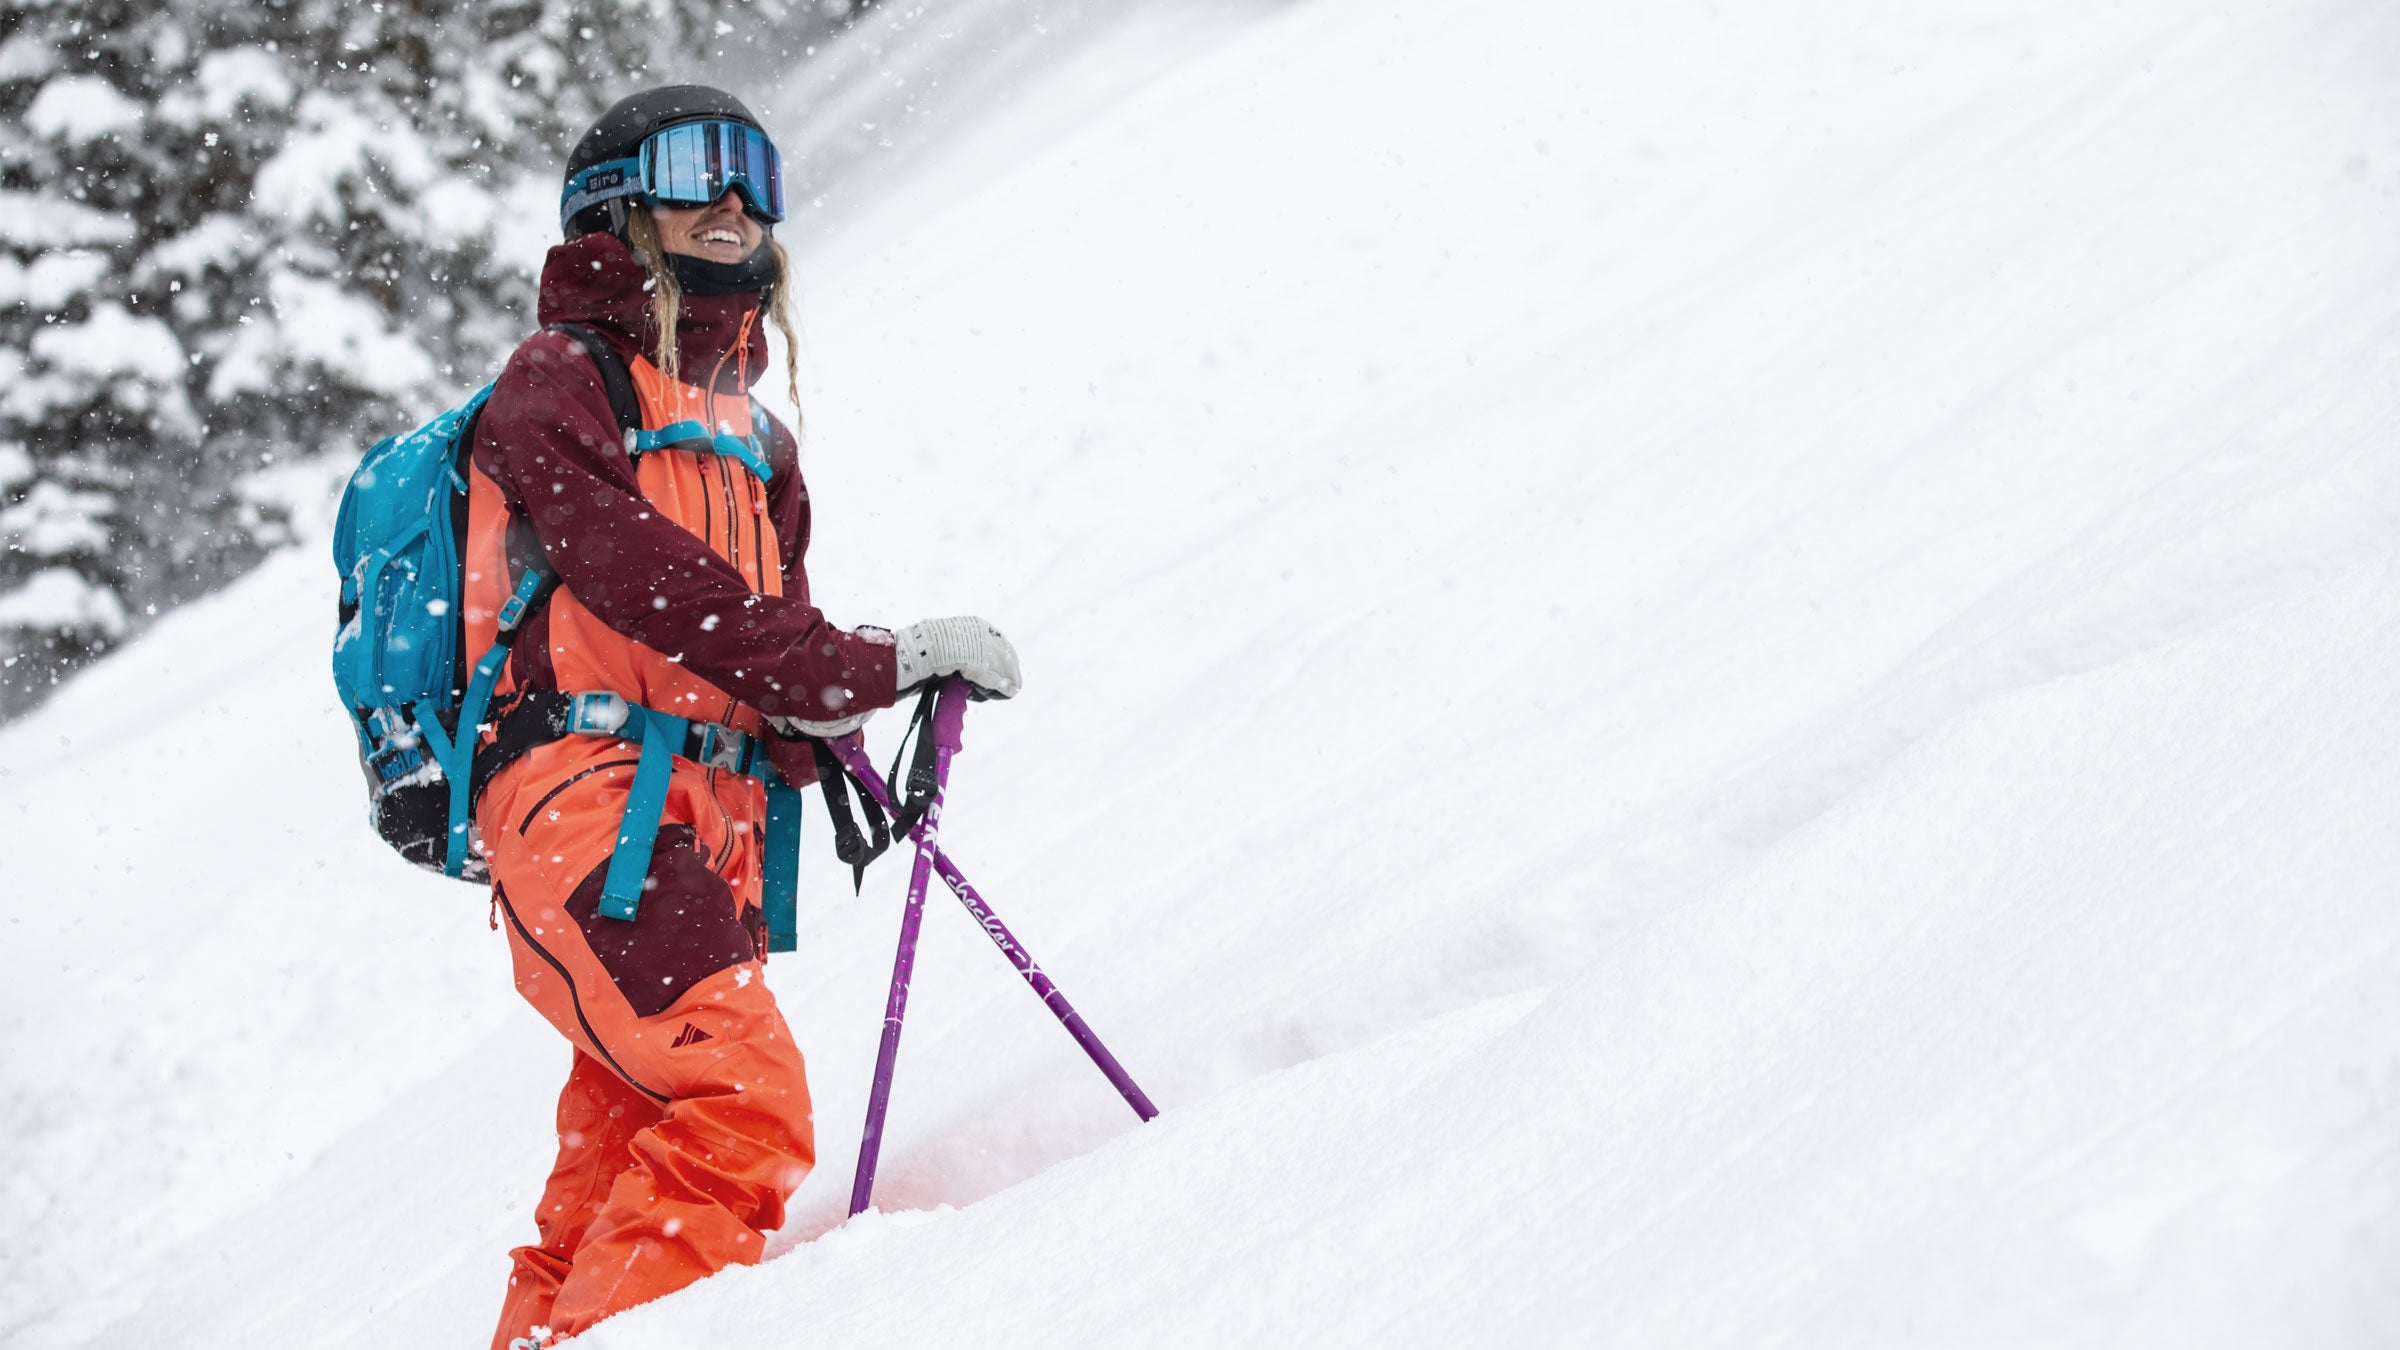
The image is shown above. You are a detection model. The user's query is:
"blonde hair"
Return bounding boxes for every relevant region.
[624,206,804,424]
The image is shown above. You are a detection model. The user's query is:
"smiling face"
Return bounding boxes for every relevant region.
[650,189,765,263]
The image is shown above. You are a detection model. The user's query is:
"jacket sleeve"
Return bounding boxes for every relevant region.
[473,332,897,722]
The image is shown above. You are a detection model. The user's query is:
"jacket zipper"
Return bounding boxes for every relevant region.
[749,472,771,592]
[700,767,738,871]
[716,452,742,575]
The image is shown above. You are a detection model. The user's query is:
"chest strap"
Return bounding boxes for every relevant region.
[629,419,774,482]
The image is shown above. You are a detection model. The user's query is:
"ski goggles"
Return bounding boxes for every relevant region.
[559,119,787,232]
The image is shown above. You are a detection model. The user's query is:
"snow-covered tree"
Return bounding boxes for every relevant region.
[0,0,868,718]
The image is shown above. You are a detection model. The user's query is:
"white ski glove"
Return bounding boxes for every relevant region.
[769,707,876,739]
[891,616,1022,700]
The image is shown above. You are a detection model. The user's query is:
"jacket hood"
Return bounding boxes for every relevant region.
[534,230,767,393]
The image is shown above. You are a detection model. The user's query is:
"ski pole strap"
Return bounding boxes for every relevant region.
[761,763,804,953]
[803,683,941,893]
[883,685,944,842]
[811,736,891,893]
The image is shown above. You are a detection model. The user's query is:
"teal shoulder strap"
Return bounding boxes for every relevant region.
[419,567,549,877]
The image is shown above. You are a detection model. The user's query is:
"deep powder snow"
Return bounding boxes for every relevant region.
[3,1,2396,1346]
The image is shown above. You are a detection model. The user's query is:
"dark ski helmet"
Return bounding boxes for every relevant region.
[561,84,778,238]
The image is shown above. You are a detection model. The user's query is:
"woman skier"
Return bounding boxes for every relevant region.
[464,85,1021,1349]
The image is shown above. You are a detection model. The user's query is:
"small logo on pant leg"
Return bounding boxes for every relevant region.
[671,1023,715,1048]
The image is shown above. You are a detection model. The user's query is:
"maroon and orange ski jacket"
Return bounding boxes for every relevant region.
[463,231,897,781]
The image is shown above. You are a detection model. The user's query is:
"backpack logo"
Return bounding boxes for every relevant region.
[671,1023,714,1048]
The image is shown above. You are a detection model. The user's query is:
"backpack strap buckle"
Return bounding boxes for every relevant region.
[568,691,631,738]
[688,721,754,773]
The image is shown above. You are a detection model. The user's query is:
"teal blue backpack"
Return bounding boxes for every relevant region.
[330,325,636,883]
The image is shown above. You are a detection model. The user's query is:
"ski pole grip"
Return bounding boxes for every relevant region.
[932,676,969,754]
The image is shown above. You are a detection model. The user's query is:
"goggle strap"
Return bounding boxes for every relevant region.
[558,157,645,232]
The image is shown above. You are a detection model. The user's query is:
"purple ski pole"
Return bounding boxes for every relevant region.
[848,678,968,1217]
[827,715,1159,1129]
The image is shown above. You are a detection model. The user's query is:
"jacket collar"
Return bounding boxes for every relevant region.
[535,231,766,393]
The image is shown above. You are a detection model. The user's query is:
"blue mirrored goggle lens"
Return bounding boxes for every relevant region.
[641,121,785,222]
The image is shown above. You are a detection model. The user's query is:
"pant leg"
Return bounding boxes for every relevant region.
[490,1051,663,1350]
[544,961,817,1335]
[482,741,814,1340]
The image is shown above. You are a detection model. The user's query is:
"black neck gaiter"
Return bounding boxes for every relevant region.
[666,246,779,297]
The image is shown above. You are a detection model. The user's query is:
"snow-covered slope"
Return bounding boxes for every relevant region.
[5,0,2397,1346]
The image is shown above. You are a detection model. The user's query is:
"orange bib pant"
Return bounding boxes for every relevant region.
[481,734,814,1349]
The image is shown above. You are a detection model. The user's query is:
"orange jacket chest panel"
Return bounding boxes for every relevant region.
[468,354,784,729]
[626,354,782,596]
